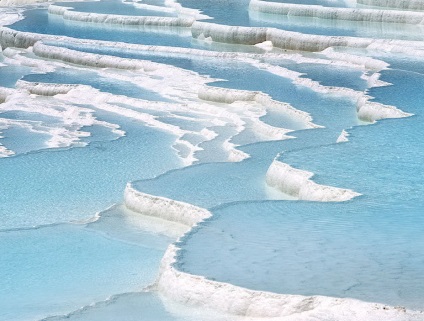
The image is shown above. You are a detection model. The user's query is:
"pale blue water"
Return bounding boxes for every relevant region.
[0,110,123,154]
[2,0,424,320]
[41,42,362,133]
[1,110,61,124]
[132,128,338,208]
[178,0,424,40]
[139,0,166,5]
[175,57,424,309]
[80,123,122,144]
[0,111,180,229]
[281,62,368,91]
[0,205,172,321]
[42,291,233,321]
[9,9,194,47]
[9,0,424,53]
[0,64,32,88]
[43,292,185,321]
[249,10,424,41]
[68,43,367,91]
[0,93,183,321]
[23,68,170,101]
[0,125,50,154]
[56,0,176,16]
[177,200,424,309]
[43,43,360,129]
[265,0,350,6]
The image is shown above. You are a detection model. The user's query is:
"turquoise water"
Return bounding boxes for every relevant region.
[42,292,235,321]
[0,64,32,88]
[0,81,183,320]
[9,9,194,47]
[0,111,181,229]
[47,41,369,91]
[249,10,424,41]
[2,0,424,319]
[133,128,339,208]
[281,62,368,91]
[265,0,351,7]
[177,200,424,309]
[178,0,424,40]
[23,67,170,101]
[0,205,174,321]
[175,57,424,309]
[38,41,365,132]
[56,0,177,16]
[9,0,424,50]
[0,124,50,154]
[42,44,360,130]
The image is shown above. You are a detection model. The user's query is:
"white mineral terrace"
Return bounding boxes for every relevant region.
[249,0,424,24]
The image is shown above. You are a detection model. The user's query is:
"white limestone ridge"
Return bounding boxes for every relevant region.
[163,0,211,20]
[337,129,350,143]
[0,85,106,148]
[121,181,423,320]
[0,0,49,6]
[2,24,424,56]
[32,42,158,71]
[0,0,87,6]
[266,159,361,202]
[357,0,424,11]
[124,183,211,227]
[155,244,423,320]
[249,0,424,25]
[129,2,176,15]
[1,2,423,318]
[356,96,412,122]
[26,41,409,128]
[0,27,41,49]
[0,144,15,157]
[192,22,268,45]
[192,21,424,53]
[48,4,195,27]
[1,29,394,82]
[0,86,15,102]
[8,46,306,164]
[16,80,78,96]
[242,60,411,123]
[122,183,419,318]
[222,139,251,162]
[198,86,319,129]
[16,35,382,71]
[321,47,389,71]
[0,121,15,157]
